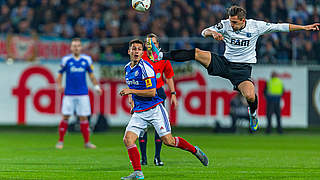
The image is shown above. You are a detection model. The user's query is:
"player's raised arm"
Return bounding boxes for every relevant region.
[256,20,290,35]
[257,20,320,35]
[201,22,225,41]
[289,23,320,31]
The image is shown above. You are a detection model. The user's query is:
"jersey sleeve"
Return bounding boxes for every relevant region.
[201,20,226,37]
[58,56,68,74]
[141,62,157,89]
[144,76,157,89]
[163,60,174,79]
[85,56,94,73]
[255,20,289,35]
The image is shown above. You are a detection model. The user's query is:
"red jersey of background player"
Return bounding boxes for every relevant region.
[142,51,174,89]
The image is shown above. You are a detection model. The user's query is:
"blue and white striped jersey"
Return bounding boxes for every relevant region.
[202,19,289,63]
[124,59,163,112]
[59,54,93,95]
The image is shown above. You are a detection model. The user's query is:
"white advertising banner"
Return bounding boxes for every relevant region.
[0,63,308,128]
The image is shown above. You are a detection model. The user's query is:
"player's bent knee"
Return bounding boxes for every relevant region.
[244,92,255,102]
[161,135,175,147]
[195,48,211,68]
[123,132,137,146]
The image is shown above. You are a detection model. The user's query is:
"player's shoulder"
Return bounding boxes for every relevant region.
[139,59,154,76]
[217,19,232,30]
[221,19,230,24]
[124,62,131,69]
[80,54,93,64]
[139,59,153,69]
[247,19,266,26]
[61,54,73,64]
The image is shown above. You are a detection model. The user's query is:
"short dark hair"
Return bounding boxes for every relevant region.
[129,39,144,47]
[228,6,246,20]
[145,33,159,44]
[71,37,81,43]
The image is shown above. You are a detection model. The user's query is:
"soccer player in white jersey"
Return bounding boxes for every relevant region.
[55,38,102,149]
[151,5,320,132]
[120,39,208,180]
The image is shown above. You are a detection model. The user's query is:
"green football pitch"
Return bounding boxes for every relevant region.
[0,130,319,179]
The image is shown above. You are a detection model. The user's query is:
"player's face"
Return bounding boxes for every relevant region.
[229,16,245,31]
[70,41,82,56]
[128,43,144,62]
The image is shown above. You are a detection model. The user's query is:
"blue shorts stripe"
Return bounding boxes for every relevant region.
[159,104,170,132]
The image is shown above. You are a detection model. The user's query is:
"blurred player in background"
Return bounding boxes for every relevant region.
[135,33,178,166]
[151,5,320,132]
[120,39,208,180]
[55,38,102,149]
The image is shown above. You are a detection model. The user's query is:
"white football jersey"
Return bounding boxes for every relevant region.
[201,19,289,63]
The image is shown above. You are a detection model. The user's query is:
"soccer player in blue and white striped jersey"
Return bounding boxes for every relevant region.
[120,39,208,180]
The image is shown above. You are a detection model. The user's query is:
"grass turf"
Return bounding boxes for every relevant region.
[0,130,319,179]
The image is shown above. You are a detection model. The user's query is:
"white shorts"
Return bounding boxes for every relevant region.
[61,95,91,116]
[125,104,171,137]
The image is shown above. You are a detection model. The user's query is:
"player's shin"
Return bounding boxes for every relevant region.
[58,120,68,142]
[127,144,142,171]
[138,133,148,164]
[80,120,90,143]
[174,137,196,154]
[154,131,162,158]
[247,94,258,114]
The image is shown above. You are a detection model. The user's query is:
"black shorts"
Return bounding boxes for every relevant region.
[206,53,253,90]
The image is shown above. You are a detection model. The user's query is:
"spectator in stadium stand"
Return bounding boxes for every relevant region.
[264,71,284,134]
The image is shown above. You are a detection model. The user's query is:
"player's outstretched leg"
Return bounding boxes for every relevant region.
[238,81,259,131]
[79,117,96,149]
[161,134,209,166]
[56,118,69,149]
[150,41,212,68]
[138,131,148,165]
[122,131,144,180]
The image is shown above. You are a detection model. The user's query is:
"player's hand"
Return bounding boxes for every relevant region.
[212,32,224,41]
[171,95,178,109]
[58,86,64,93]
[96,88,102,95]
[119,88,132,96]
[304,23,320,31]
[94,85,102,95]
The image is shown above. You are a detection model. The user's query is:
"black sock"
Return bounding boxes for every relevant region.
[247,94,258,114]
[139,132,147,161]
[154,130,162,159]
[162,49,195,62]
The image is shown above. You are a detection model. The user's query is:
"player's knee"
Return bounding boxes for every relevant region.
[195,48,200,56]
[246,93,255,102]
[242,91,255,102]
[162,136,175,147]
[123,135,135,146]
[195,48,211,68]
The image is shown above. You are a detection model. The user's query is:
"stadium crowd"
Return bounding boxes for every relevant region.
[0,0,319,64]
